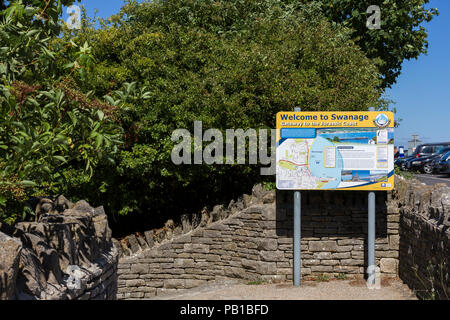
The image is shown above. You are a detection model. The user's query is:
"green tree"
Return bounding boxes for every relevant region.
[0,0,76,36]
[62,0,387,234]
[113,0,438,91]
[307,0,438,89]
[0,1,123,223]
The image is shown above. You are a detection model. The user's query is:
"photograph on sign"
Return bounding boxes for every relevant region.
[276,112,394,191]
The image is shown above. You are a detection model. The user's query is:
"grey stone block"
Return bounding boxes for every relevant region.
[127,235,140,253]
[164,279,185,289]
[309,241,338,252]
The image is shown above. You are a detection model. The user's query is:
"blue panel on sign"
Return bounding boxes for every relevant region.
[280,128,316,139]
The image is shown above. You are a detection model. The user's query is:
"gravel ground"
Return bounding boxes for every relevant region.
[150,278,417,300]
[414,173,450,186]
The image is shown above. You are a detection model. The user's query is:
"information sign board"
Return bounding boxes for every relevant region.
[276,111,394,190]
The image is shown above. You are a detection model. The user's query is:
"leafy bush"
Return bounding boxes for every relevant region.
[0,1,122,223]
[59,0,387,235]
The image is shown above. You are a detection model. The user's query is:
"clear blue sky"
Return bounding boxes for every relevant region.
[385,0,450,148]
[61,0,132,23]
[63,0,449,149]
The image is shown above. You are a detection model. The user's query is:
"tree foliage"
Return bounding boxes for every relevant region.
[315,0,438,89]
[0,1,122,223]
[61,0,388,234]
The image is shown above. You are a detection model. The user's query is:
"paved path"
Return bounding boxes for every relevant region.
[150,278,417,300]
[414,173,450,187]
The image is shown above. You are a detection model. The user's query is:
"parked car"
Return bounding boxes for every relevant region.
[410,142,450,158]
[437,151,450,174]
[407,147,450,173]
[404,157,417,171]
[431,149,450,173]
[404,142,450,171]
[395,156,414,171]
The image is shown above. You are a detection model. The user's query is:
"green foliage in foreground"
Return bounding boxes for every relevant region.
[394,166,417,180]
[0,1,122,223]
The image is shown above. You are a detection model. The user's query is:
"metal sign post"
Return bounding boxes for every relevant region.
[293,107,301,287]
[367,106,376,285]
[367,191,376,285]
[293,190,301,286]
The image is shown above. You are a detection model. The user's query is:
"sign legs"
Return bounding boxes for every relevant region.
[367,191,376,285]
[293,191,301,286]
[293,106,302,287]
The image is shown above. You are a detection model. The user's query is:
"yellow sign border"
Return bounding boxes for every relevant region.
[276,111,394,191]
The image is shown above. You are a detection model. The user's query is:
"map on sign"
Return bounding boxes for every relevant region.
[276,112,394,191]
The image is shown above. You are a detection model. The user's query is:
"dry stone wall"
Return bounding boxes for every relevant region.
[394,178,450,300]
[0,196,118,300]
[4,177,447,300]
[116,184,400,299]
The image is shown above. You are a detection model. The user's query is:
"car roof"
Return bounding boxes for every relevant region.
[417,142,450,147]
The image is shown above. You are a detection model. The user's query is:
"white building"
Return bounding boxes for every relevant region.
[407,134,422,155]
